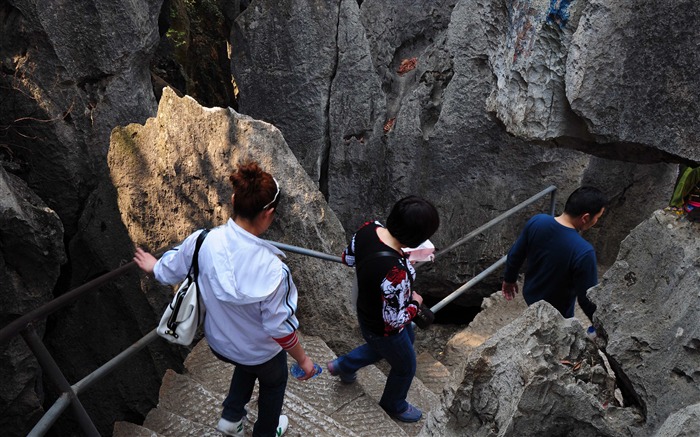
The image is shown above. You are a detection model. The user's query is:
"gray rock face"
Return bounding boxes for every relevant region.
[567,1,700,162]
[485,0,589,141]
[654,403,700,437]
[422,301,641,437]
[0,166,65,436]
[229,0,679,299]
[589,210,700,436]
[0,167,65,314]
[108,87,358,352]
[230,0,340,187]
[1,0,161,234]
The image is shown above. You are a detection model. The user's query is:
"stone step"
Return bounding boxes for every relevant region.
[185,335,409,436]
[142,407,220,437]
[112,421,165,437]
[159,369,225,428]
[415,351,451,396]
[146,331,438,436]
[355,357,438,436]
[284,335,409,437]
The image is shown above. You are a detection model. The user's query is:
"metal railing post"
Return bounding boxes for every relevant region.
[22,325,100,437]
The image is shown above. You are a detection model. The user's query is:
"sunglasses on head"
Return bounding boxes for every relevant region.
[262,177,280,210]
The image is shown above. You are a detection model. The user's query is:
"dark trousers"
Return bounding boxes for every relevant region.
[212,349,288,437]
[336,323,416,415]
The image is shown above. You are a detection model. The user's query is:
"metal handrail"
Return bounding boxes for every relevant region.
[2,185,556,436]
[433,185,557,261]
[266,240,343,263]
[426,186,556,312]
[426,185,557,313]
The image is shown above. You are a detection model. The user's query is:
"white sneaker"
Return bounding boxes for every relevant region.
[276,415,289,436]
[216,417,244,437]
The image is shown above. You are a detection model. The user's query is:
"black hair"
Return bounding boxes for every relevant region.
[386,195,440,248]
[564,186,607,217]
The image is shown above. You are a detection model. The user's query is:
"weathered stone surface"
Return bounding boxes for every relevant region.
[485,0,589,141]
[567,1,700,162]
[0,166,65,436]
[230,0,339,186]
[421,302,642,437]
[230,0,677,303]
[589,210,700,436]
[1,0,161,234]
[0,166,65,315]
[150,0,236,108]
[581,158,678,267]
[108,87,358,352]
[654,403,700,437]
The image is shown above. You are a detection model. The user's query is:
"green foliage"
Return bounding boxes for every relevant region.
[165,28,187,48]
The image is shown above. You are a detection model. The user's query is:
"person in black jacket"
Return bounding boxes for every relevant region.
[327,196,439,423]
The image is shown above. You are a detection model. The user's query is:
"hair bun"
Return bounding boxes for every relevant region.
[229,162,264,191]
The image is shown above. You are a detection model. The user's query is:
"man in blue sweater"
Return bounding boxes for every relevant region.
[501,186,608,321]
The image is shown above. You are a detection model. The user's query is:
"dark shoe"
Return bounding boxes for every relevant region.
[390,403,422,423]
[327,358,357,384]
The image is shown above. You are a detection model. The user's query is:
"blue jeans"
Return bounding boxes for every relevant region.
[212,349,288,437]
[335,323,416,415]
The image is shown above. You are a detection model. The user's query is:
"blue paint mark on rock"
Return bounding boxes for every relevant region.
[547,0,573,28]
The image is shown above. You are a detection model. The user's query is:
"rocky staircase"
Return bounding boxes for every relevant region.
[113,333,451,437]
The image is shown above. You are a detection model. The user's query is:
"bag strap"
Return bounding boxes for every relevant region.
[355,250,402,271]
[355,250,415,289]
[190,229,209,281]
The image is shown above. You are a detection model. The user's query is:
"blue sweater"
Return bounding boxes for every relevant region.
[503,214,597,319]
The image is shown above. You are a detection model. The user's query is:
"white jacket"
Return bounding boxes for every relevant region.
[153,218,299,365]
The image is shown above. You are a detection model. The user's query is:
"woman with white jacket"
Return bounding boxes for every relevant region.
[134,162,316,437]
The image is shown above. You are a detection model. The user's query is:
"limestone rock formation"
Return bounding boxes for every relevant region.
[0,0,698,435]
[590,210,700,436]
[108,87,358,352]
[230,0,340,187]
[0,166,65,435]
[566,1,700,162]
[229,0,678,298]
[422,302,642,437]
[1,0,161,235]
[654,403,700,437]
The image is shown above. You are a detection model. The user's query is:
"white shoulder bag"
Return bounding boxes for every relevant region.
[157,229,209,345]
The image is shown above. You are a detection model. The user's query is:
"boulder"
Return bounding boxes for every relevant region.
[108,87,358,352]
[589,210,700,436]
[421,301,642,437]
[0,166,65,436]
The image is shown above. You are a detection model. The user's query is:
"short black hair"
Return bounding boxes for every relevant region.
[564,186,607,217]
[386,196,440,248]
